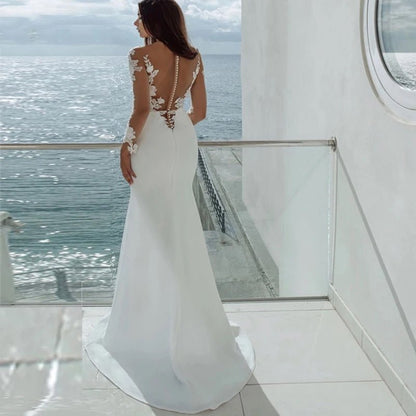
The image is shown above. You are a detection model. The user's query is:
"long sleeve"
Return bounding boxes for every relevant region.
[122,47,151,154]
[187,52,206,122]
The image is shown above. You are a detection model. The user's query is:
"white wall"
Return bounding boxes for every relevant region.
[241,0,416,407]
[240,0,333,298]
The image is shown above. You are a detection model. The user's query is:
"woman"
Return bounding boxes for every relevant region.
[84,0,256,413]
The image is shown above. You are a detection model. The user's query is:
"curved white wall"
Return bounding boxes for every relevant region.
[241,0,415,410]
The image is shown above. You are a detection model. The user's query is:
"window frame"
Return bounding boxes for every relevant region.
[361,0,416,124]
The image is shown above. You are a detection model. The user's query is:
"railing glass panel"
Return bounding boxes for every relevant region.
[0,141,334,304]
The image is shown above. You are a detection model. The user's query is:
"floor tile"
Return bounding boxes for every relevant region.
[240,382,407,416]
[223,300,333,313]
[58,307,83,359]
[0,306,64,363]
[82,306,111,318]
[50,387,244,416]
[227,309,381,384]
[0,360,82,416]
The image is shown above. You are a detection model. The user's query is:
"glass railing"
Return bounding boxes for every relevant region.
[0,139,336,305]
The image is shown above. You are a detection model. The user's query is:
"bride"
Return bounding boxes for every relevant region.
[84,0,256,413]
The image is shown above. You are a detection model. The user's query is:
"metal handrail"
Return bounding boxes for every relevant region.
[198,149,226,233]
[0,137,337,151]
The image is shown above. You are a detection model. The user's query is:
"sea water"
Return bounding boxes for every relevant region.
[0,55,242,292]
[0,53,414,293]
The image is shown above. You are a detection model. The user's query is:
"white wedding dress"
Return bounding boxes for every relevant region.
[84,45,256,414]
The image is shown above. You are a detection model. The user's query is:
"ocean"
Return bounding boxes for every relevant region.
[0,54,242,292]
[0,53,414,294]
[0,54,242,144]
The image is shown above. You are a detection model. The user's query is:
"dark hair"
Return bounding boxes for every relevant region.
[138,0,198,59]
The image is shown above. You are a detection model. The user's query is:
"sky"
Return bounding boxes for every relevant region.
[0,0,415,56]
[0,0,241,55]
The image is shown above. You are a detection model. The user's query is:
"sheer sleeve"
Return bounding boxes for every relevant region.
[187,52,206,121]
[122,47,151,155]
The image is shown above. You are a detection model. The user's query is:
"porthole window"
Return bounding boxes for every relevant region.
[362,0,416,124]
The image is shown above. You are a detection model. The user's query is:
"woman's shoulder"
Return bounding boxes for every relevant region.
[129,43,171,62]
[128,45,150,58]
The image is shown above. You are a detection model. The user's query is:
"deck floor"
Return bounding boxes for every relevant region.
[0,301,409,415]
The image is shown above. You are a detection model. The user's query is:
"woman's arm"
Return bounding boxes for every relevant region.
[121,47,151,155]
[120,48,150,185]
[187,53,206,125]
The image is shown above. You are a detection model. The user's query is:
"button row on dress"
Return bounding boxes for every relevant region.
[165,55,180,131]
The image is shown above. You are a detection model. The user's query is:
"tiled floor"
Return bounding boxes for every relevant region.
[0,306,83,416]
[0,301,410,415]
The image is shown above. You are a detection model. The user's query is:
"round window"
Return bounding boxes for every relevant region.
[362,0,416,124]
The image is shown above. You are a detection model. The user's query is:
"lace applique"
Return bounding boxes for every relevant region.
[128,48,144,82]
[173,96,184,110]
[142,53,201,130]
[163,55,180,129]
[192,55,201,83]
[143,54,166,110]
[172,55,201,111]
[123,125,138,154]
